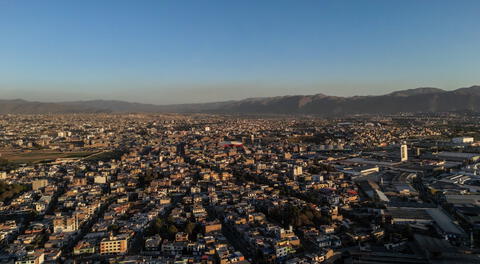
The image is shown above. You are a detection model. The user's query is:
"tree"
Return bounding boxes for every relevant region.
[108,224,120,233]
[167,225,178,236]
[185,222,196,235]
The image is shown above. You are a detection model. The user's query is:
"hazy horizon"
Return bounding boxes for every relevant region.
[2,0,480,104]
[2,84,479,105]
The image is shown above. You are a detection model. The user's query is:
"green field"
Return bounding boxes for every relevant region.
[0,151,98,164]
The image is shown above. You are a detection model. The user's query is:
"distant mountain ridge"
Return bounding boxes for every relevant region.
[2,86,480,116]
[387,87,445,97]
[0,99,102,114]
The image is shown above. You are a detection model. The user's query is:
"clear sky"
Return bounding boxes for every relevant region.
[1,0,480,104]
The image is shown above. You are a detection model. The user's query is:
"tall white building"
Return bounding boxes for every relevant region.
[400,142,408,162]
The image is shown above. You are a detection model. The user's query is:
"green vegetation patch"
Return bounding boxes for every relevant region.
[0,158,19,171]
[0,180,29,203]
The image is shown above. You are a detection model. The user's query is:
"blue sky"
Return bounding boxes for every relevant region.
[1,0,480,104]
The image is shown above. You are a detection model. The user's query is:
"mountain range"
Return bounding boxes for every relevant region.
[2,86,480,116]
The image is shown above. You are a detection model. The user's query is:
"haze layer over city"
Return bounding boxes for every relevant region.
[1,1,480,264]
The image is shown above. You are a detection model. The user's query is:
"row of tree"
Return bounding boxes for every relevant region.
[268,204,331,228]
[146,217,201,241]
[0,158,18,172]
